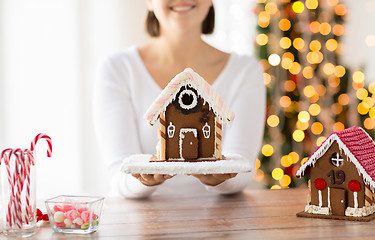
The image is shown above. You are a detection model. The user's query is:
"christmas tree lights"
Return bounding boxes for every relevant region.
[254,0,374,189]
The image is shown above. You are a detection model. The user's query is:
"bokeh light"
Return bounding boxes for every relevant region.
[319,22,331,35]
[334,65,346,77]
[308,103,321,116]
[309,40,321,51]
[335,4,346,16]
[293,129,305,142]
[264,73,272,86]
[364,118,375,130]
[292,1,305,13]
[298,111,310,122]
[269,54,281,66]
[284,80,296,92]
[333,24,344,36]
[281,155,293,167]
[267,115,280,127]
[262,144,274,157]
[304,85,316,98]
[356,88,368,100]
[293,38,305,50]
[353,71,365,84]
[311,122,323,135]
[258,11,270,28]
[333,122,345,131]
[289,62,301,75]
[358,102,369,115]
[297,120,309,130]
[303,66,314,79]
[338,94,350,105]
[256,34,269,46]
[265,2,278,15]
[279,175,292,187]
[310,21,320,33]
[279,19,291,31]
[306,0,318,9]
[280,37,292,49]
[272,168,284,180]
[326,39,338,51]
[280,96,292,108]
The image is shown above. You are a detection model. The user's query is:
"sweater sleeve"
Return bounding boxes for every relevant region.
[204,57,265,194]
[93,55,157,198]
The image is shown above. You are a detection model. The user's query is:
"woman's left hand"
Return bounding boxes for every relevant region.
[192,173,238,186]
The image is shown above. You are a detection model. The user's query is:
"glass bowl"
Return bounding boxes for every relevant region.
[45,195,104,234]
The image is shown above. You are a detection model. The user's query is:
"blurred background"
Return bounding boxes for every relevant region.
[0,0,374,198]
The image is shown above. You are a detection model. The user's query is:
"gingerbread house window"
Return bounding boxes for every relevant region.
[330,152,343,167]
[178,89,198,110]
[173,86,202,114]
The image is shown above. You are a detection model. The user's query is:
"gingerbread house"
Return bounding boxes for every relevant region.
[144,68,235,161]
[296,126,375,221]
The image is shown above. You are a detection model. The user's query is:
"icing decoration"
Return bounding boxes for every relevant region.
[144,68,235,126]
[179,128,198,159]
[318,190,323,207]
[167,122,175,138]
[349,180,361,192]
[178,89,198,110]
[327,187,331,209]
[314,178,326,190]
[330,152,344,167]
[296,126,375,191]
[202,123,211,139]
[354,192,358,208]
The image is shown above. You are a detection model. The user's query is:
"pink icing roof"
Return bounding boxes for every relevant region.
[144,68,235,126]
[296,126,375,189]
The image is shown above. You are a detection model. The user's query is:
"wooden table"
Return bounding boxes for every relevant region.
[3,188,375,239]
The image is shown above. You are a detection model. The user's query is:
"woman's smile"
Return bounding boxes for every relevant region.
[168,2,196,13]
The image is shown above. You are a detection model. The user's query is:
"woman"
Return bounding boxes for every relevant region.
[94,0,265,198]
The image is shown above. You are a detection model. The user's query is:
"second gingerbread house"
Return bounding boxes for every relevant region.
[296,126,375,221]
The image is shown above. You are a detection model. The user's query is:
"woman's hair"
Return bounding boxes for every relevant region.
[146,6,215,37]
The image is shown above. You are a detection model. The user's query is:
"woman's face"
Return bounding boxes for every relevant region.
[147,0,213,35]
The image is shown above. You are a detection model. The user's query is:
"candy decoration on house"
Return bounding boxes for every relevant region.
[167,122,175,138]
[296,126,375,221]
[144,68,235,161]
[0,134,52,236]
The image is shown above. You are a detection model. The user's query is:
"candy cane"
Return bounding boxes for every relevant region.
[23,149,35,224]
[1,148,15,227]
[13,149,25,228]
[30,133,52,157]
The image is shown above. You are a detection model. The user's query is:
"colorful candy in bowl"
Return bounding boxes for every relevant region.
[45,195,104,234]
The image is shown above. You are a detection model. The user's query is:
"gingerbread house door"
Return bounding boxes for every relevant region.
[330,188,346,216]
[179,128,198,160]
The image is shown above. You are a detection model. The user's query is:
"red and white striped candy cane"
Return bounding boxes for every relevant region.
[30,133,52,157]
[23,149,35,224]
[13,149,25,228]
[1,148,15,227]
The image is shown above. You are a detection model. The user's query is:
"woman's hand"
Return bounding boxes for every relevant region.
[192,173,238,186]
[131,173,174,187]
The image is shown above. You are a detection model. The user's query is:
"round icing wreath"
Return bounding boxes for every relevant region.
[178,89,198,110]
[173,86,202,115]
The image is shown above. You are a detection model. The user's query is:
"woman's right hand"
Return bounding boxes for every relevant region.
[131,173,173,186]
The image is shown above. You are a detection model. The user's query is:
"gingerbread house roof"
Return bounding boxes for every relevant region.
[144,68,235,126]
[296,126,375,190]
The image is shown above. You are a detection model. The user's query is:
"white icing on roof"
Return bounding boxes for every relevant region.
[144,68,235,126]
[296,127,375,190]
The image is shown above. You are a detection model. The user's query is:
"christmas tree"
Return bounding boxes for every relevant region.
[254,0,375,189]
